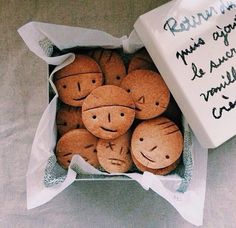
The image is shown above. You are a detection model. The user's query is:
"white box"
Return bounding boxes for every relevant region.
[134,0,236,148]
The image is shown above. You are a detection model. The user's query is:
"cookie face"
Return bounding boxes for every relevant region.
[120,70,170,119]
[54,55,103,107]
[56,129,99,169]
[131,117,183,170]
[97,132,132,173]
[89,49,126,86]
[82,85,135,139]
[132,155,181,175]
[128,48,157,73]
[56,105,84,136]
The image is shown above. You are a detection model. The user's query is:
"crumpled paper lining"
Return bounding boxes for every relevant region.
[18,21,208,226]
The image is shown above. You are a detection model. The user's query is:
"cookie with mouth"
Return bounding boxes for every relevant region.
[88,49,126,86]
[54,55,103,107]
[128,48,157,73]
[97,132,132,173]
[82,85,135,139]
[132,155,181,175]
[56,129,99,169]
[120,69,170,119]
[131,117,183,172]
[56,104,84,136]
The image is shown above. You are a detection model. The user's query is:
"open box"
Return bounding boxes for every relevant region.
[18,0,235,226]
[46,48,184,181]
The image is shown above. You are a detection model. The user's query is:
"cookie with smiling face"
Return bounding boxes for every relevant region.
[97,132,132,173]
[54,55,103,107]
[132,155,181,175]
[88,49,126,86]
[56,104,84,136]
[56,129,99,169]
[82,85,135,140]
[120,69,170,120]
[131,117,183,172]
[128,48,157,73]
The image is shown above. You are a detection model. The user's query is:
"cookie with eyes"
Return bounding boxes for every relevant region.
[54,55,103,107]
[82,85,135,140]
[56,129,99,169]
[131,117,183,172]
[88,49,126,86]
[56,104,84,136]
[97,132,132,173]
[128,48,157,73]
[120,69,170,120]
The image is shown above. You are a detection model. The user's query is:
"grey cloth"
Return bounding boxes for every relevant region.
[1,0,236,227]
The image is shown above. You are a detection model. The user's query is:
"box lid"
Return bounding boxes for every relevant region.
[134,0,236,148]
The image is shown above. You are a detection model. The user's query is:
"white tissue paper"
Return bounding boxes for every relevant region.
[18,21,208,226]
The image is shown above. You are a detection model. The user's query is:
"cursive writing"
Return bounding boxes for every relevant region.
[212,95,236,119]
[163,7,217,36]
[213,15,236,46]
[191,63,206,80]
[200,66,236,102]
[163,1,236,36]
[176,37,205,65]
[210,47,236,73]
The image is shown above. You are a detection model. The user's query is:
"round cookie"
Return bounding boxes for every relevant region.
[88,49,126,86]
[56,129,99,169]
[120,69,170,120]
[128,48,157,73]
[56,104,84,136]
[132,155,181,175]
[131,117,183,170]
[54,55,103,107]
[97,132,132,173]
[82,85,135,139]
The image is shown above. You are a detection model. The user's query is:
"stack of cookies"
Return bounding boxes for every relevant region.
[54,48,183,175]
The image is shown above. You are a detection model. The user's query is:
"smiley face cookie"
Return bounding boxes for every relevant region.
[131,117,183,172]
[97,132,132,173]
[120,70,170,120]
[128,48,157,73]
[88,49,126,86]
[132,155,181,175]
[56,104,84,136]
[54,55,103,107]
[82,85,135,139]
[56,129,99,169]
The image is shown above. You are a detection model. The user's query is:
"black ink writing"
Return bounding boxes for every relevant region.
[200,66,236,102]
[210,47,236,73]
[176,37,205,65]
[191,63,206,80]
[212,95,236,119]
[213,15,236,46]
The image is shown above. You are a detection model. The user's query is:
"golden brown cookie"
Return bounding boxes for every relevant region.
[131,117,183,170]
[132,155,181,175]
[128,48,157,73]
[97,132,132,173]
[56,104,84,136]
[120,69,170,120]
[88,49,126,86]
[54,55,103,107]
[82,85,135,139]
[56,129,99,169]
